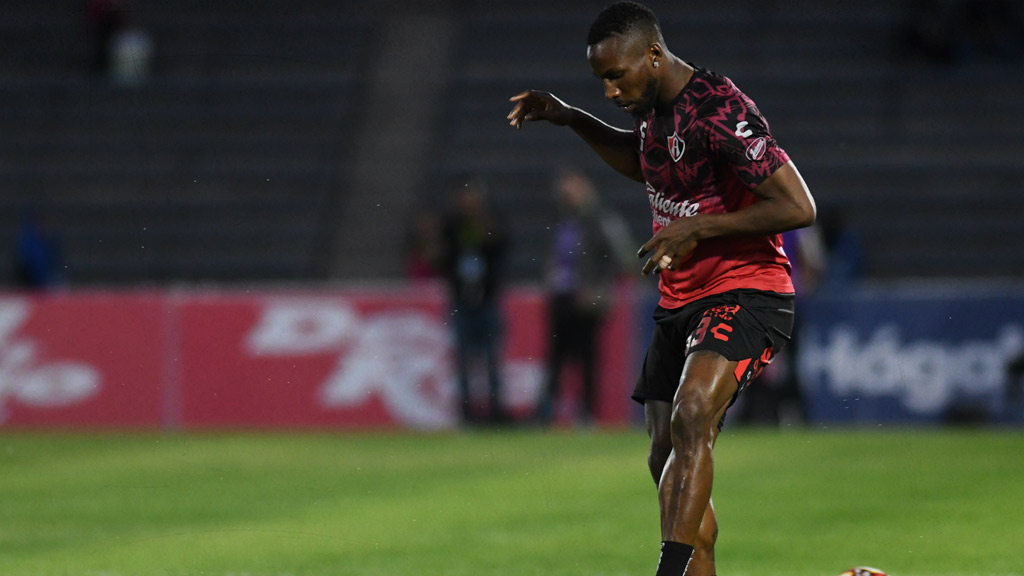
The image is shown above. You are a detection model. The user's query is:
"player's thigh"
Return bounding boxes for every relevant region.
[674,350,740,427]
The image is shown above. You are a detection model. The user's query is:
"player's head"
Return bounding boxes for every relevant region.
[586,1,666,115]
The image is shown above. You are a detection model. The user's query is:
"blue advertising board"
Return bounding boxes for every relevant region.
[798,286,1024,424]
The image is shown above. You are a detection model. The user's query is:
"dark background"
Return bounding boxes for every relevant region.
[2,0,1022,287]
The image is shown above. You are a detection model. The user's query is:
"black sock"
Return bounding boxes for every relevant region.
[655,541,694,576]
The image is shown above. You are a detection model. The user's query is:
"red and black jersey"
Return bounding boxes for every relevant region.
[633,66,794,309]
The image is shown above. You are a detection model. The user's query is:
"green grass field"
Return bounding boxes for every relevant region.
[2,427,1022,576]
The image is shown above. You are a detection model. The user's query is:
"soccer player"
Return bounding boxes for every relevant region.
[506,3,816,576]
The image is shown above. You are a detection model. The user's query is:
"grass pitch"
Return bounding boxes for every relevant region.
[1,427,1022,576]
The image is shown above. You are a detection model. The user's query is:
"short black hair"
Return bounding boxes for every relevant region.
[587,1,664,46]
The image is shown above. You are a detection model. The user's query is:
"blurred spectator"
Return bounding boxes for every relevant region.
[14,203,66,290]
[404,210,443,281]
[86,0,152,83]
[109,12,153,86]
[537,168,634,426]
[819,210,863,291]
[439,178,510,425]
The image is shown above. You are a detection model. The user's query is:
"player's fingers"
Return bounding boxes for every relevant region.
[637,233,660,259]
[507,103,523,125]
[641,256,658,276]
[508,90,532,103]
[640,249,661,276]
[637,242,651,259]
[509,97,528,114]
[509,104,534,128]
[642,248,675,276]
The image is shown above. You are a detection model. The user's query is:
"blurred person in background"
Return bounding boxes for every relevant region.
[14,203,66,291]
[109,10,153,86]
[818,210,862,291]
[440,178,511,426]
[507,2,816,575]
[538,167,633,426]
[86,0,152,84]
[404,210,443,282]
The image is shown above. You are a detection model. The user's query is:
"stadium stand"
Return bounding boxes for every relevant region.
[0,0,372,284]
[1,0,1022,285]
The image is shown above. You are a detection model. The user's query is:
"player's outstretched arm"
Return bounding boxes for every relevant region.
[638,161,816,275]
[508,90,642,182]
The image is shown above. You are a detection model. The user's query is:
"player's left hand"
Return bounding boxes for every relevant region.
[637,217,702,276]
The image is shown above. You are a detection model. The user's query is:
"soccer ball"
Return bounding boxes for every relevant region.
[838,568,887,576]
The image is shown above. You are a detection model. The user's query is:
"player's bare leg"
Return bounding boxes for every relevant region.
[645,381,730,576]
[688,460,722,576]
[646,398,727,576]
[651,351,737,575]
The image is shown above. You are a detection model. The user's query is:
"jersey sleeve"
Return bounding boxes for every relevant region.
[704,95,790,190]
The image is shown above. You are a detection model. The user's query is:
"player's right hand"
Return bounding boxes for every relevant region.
[507,90,573,128]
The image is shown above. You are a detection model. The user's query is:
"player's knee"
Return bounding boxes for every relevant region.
[669,396,716,448]
[645,402,673,482]
[647,438,671,482]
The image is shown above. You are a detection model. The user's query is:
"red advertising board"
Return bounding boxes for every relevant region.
[0,292,166,427]
[0,284,638,430]
[177,287,454,429]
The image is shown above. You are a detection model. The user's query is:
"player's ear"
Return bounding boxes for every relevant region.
[648,43,663,69]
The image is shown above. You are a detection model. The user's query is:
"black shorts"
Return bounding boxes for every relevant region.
[632,289,795,406]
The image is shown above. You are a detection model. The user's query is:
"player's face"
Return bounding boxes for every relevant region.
[587,35,658,115]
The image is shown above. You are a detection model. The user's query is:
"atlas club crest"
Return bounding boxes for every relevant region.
[667,132,685,162]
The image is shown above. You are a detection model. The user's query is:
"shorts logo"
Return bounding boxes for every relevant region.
[745,137,767,161]
[711,323,733,341]
[667,132,685,162]
[686,305,740,350]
